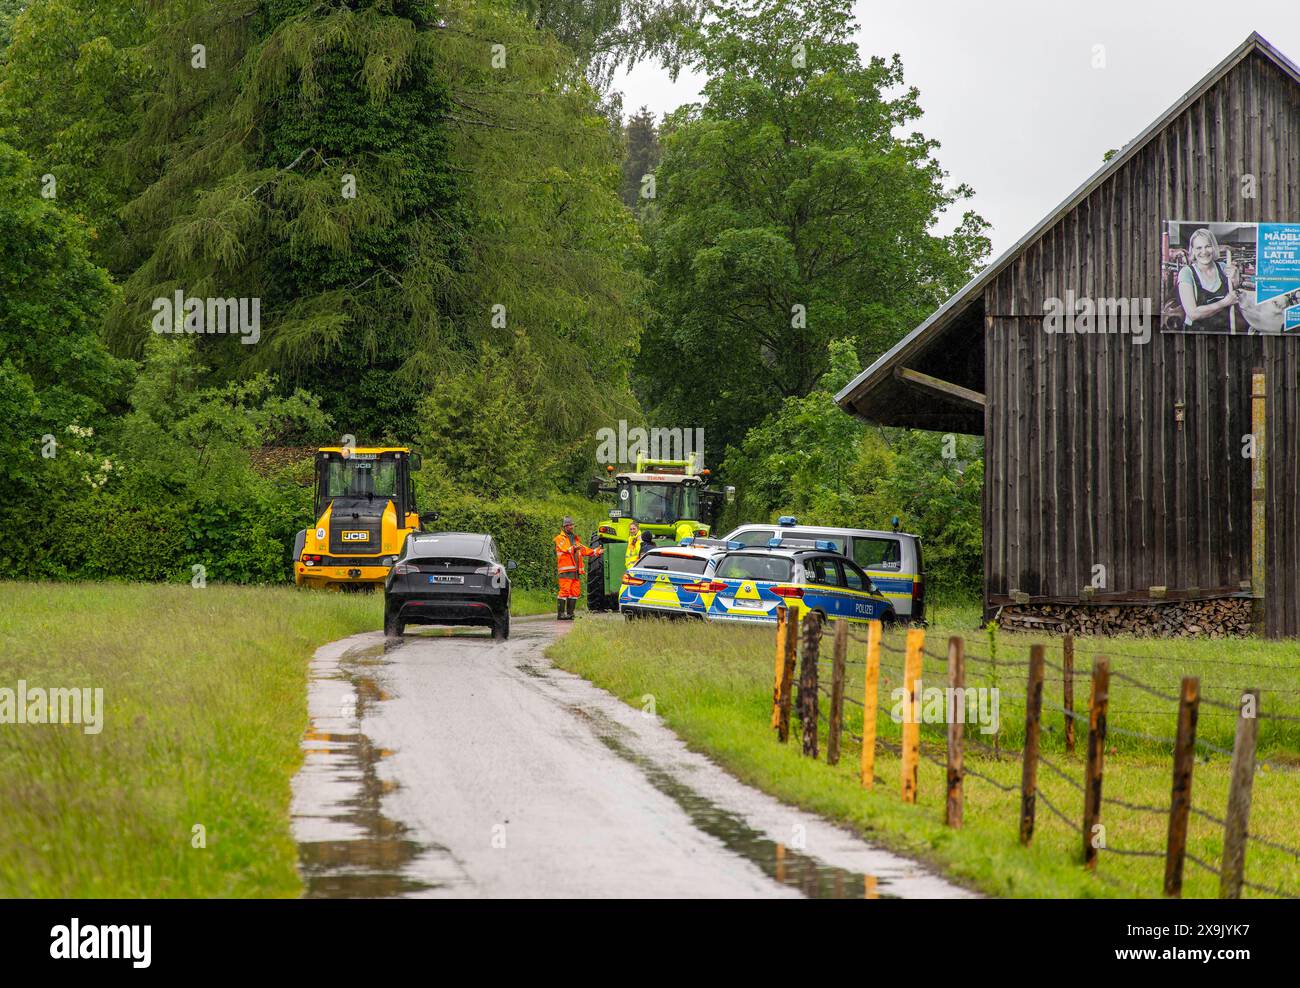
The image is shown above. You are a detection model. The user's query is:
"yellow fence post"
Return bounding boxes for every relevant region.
[901,627,924,803]
[771,606,787,730]
[861,619,881,789]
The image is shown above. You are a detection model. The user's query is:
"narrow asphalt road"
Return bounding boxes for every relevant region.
[290,615,976,899]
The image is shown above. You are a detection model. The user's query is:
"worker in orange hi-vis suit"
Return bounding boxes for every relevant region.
[554,516,602,621]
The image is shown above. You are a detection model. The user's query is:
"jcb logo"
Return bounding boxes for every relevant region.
[342,531,370,542]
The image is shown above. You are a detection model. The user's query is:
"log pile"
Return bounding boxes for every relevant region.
[997,598,1254,638]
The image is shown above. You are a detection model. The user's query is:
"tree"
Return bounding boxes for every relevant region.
[518,0,704,89]
[94,0,645,452]
[637,0,990,455]
[620,105,661,208]
[416,339,545,499]
[0,140,129,501]
[0,0,152,275]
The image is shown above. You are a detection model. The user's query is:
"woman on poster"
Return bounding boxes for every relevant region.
[1177,227,1243,333]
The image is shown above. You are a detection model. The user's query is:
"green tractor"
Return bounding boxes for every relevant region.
[586,453,731,611]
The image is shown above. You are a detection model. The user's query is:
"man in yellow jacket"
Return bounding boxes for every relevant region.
[554,516,602,621]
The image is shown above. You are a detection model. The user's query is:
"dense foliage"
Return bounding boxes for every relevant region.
[1,0,986,598]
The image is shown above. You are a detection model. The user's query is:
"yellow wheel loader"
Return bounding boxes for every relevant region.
[292,446,425,590]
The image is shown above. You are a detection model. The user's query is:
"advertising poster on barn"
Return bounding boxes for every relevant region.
[1161,219,1300,334]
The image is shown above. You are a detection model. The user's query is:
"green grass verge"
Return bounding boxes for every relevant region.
[0,581,380,897]
[548,611,1300,899]
[511,587,584,617]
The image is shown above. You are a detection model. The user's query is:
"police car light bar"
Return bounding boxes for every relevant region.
[777,515,798,526]
[767,537,837,551]
[679,537,744,550]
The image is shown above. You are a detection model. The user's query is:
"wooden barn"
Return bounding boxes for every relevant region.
[836,32,1300,638]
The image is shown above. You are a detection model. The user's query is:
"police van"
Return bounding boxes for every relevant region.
[723,518,925,623]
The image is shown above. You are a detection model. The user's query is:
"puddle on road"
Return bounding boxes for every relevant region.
[296,642,438,898]
[566,704,891,899]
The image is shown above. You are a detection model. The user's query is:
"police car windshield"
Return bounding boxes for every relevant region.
[716,554,793,582]
[636,551,710,575]
[628,483,699,525]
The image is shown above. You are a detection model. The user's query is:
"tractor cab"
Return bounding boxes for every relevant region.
[585,453,730,611]
[293,447,423,590]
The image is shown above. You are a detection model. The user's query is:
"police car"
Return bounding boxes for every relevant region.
[618,539,740,619]
[724,517,924,623]
[704,538,895,626]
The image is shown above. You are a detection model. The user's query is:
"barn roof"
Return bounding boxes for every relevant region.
[835,31,1300,434]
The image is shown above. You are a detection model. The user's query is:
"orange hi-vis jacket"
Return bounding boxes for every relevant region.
[554,531,600,575]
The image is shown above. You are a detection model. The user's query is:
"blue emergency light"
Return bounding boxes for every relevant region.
[777,516,798,526]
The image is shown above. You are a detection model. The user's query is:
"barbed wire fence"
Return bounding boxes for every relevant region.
[769,606,1299,900]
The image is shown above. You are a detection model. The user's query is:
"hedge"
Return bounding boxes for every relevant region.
[3,478,608,592]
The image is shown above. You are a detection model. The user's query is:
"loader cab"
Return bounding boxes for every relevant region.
[314,448,418,527]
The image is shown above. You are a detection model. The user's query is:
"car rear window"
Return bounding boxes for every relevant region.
[715,554,794,582]
[635,551,711,576]
[853,537,902,571]
[408,535,488,559]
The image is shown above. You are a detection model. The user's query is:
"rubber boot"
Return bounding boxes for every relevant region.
[557,599,566,621]
[566,598,577,620]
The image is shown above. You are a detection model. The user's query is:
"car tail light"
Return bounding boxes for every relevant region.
[302,553,323,566]
[598,525,615,535]
[694,529,707,537]
[683,580,727,592]
[771,585,804,599]
[475,563,507,585]
[392,561,419,576]
[621,573,646,586]
[912,574,924,613]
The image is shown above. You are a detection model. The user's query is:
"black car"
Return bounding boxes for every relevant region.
[384,532,516,639]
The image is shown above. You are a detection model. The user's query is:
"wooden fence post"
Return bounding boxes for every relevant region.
[771,606,788,730]
[945,635,965,828]
[1219,688,1260,899]
[1164,676,1200,897]
[799,611,821,758]
[1063,634,1076,754]
[777,609,799,743]
[1082,657,1110,870]
[861,619,881,789]
[900,627,924,803]
[1019,644,1046,845]
[828,621,847,766]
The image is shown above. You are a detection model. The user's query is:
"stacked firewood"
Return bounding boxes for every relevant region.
[997,598,1254,638]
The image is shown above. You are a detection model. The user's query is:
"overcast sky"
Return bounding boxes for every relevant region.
[613,0,1300,258]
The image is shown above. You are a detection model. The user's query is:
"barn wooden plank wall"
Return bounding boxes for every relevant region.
[982,51,1300,635]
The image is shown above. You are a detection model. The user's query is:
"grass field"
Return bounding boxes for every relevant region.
[548,602,1300,899]
[0,582,381,897]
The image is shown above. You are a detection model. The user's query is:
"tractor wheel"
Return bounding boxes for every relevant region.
[587,538,613,612]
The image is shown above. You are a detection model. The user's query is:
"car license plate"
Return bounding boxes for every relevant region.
[429,575,464,584]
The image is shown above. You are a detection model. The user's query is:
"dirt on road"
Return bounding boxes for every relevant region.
[290,615,976,899]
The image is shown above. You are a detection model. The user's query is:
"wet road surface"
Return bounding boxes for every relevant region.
[290,615,977,899]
